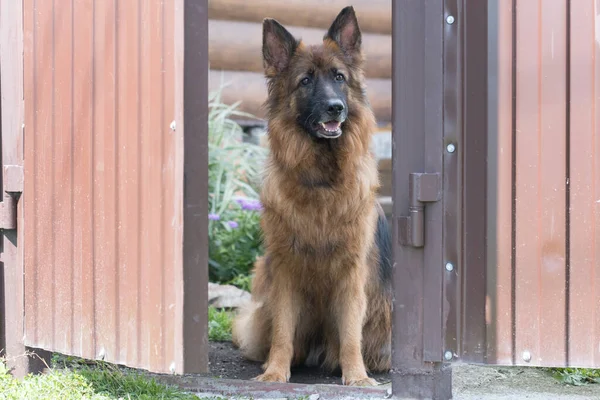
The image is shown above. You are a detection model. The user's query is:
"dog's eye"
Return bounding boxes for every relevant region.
[335,73,345,82]
[301,77,310,86]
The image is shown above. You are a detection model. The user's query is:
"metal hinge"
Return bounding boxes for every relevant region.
[0,165,24,230]
[397,173,441,247]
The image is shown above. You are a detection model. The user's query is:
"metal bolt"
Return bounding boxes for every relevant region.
[170,120,176,131]
[444,350,453,361]
[445,262,454,272]
[446,15,455,25]
[446,143,456,153]
[522,351,532,362]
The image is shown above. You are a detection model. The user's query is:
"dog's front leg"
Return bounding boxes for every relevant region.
[253,276,298,383]
[334,268,378,387]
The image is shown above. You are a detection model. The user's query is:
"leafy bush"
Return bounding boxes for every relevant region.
[208,306,234,342]
[226,273,253,293]
[209,197,263,283]
[208,87,267,286]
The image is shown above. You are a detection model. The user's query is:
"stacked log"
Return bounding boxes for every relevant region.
[208,0,392,125]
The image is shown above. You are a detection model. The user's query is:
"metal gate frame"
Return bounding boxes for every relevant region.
[391,1,452,398]
[394,1,600,398]
[0,0,51,376]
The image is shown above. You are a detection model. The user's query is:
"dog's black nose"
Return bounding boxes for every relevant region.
[326,99,345,116]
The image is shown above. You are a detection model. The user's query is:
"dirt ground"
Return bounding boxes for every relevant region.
[207,342,390,385]
[203,342,600,399]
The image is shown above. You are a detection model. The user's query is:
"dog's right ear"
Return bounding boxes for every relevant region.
[262,18,298,76]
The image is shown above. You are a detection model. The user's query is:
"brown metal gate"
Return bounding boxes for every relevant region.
[392,0,600,398]
[483,0,600,367]
[0,0,209,374]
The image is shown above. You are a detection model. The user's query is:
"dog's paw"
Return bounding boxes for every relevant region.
[342,375,379,387]
[252,370,290,383]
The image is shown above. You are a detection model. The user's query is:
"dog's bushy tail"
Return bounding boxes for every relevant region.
[232,256,271,362]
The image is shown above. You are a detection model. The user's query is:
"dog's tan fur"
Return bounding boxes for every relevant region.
[232,7,392,386]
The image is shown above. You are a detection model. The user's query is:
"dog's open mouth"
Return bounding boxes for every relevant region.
[317,120,342,138]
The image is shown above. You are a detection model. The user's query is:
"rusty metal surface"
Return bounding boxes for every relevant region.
[21,0,209,374]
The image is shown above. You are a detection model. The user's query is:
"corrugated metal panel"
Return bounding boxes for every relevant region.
[513,0,568,367]
[567,0,600,367]
[482,0,600,367]
[487,0,515,365]
[22,0,208,374]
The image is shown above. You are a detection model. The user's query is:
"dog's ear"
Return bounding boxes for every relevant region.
[262,18,298,76]
[325,6,362,57]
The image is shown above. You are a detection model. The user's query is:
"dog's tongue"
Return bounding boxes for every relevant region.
[322,121,341,132]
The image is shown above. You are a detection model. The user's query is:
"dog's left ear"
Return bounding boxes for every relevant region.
[325,6,362,57]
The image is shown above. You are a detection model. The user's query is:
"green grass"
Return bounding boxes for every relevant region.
[0,356,210,400]
[547,367,600,386]
[208,306,234,342]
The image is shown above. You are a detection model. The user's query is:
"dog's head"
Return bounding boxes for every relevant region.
[262,6,365,140]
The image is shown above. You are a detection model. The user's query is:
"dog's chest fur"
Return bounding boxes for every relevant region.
[261,152,378,272]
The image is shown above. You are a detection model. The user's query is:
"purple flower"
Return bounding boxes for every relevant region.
[236,198,263,211]
[208,213,220,221]
[226,220,239,229]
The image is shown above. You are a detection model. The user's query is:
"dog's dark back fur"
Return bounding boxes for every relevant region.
[232,7,392,386]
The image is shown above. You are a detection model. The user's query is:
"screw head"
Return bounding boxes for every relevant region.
[446,15,455,24]
[445,262,454,272]
[522,351,532,362]
[444,350,453,361]
[446,143,456,153]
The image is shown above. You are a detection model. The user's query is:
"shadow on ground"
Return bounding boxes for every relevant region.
[207,342,390,385]
[202,342,600,399]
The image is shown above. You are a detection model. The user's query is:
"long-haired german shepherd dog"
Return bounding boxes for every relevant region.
[232,6,392,386]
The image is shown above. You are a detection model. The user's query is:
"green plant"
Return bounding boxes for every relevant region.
[547,367,600,386]
[76,362,198,399]
[0,355,201,400]
[226,273,253,292]
[1,357,106,400]
[208,306,234,342]
[208,85,267,284]
[209,200,263,283]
